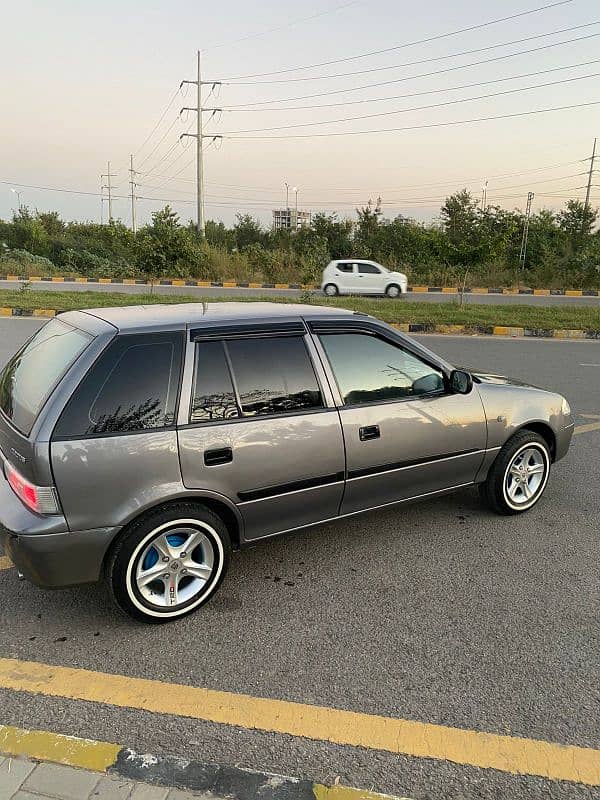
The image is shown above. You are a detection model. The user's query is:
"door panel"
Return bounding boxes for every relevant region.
[178,410,345,540]
[340,392,487,514]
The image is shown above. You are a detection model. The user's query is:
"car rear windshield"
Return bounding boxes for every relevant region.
[0,318,92,436]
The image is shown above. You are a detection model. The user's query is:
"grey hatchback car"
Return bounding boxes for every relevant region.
[0,303,573,623]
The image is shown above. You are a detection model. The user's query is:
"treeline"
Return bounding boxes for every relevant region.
[0,191,598,288]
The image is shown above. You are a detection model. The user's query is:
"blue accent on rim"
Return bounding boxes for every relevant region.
[142,533,187,571]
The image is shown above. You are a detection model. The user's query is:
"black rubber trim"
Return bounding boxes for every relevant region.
[238,471,344,502]
[190,321,306,340]
[348,449,480,480]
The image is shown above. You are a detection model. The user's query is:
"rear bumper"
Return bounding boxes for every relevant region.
[0,471,118,588]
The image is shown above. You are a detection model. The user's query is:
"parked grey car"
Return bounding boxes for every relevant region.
[0,303,574,622]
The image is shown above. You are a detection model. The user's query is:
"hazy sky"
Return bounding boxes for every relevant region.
[1,0,598,227]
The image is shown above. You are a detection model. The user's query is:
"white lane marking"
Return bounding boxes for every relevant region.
[579,363,600,367]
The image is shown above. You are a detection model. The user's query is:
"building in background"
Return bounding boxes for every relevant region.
[272,208,312,230]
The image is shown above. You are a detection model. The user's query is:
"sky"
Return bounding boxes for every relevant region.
[1,0,598,228]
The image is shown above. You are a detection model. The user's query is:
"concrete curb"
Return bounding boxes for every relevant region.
[1,276,599,295]
[1,307,598,339]
[0,724,410,800]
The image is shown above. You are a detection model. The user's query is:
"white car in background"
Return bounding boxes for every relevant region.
[321,259,408,298]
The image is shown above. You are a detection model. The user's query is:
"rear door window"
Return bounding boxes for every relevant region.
[54,332,183,439]
[0,318,92,435]
[190,341,239,423]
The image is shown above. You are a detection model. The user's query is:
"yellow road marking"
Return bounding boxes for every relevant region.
[0,556,12,571]
[314,785,412,800]
[574,421,600,435]
[0,658,598,786]
[0,723,120,772]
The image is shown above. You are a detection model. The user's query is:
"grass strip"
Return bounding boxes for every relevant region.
[1,289,599,331]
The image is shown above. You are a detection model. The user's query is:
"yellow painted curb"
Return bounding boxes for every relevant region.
[29,277,41,282]
[249,282,263,288]
[51,276,65,283]
[411,286,428,293]
[313,785,412,800]
[493,326,525,337]
[0,657,599,786]
[98,278,112,284]
[565,290,583,296]
[275,283,290,289]
[197,281,212,287]
[0,724,120,772]
[554,329,586,339]
[471,288,489,294]
[0,308,11,317]
[123,279,136,285]
[32,309,56,318]
[441,287,457,294]
[171,279,186,286]
[433,324,467,334]
[6,275,19,282]
[0,556,12,571]
[533,289,550,296]
[75,277,88,283]
[223,281,237,288]
[502,288,519,295]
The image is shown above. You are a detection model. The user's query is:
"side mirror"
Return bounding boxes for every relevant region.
[449,369,473,395]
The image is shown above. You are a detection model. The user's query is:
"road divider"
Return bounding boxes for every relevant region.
[0,723,410,800]
[1,276,599,295]
[0,657,598,786]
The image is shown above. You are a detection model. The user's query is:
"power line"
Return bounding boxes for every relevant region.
[220,0,573,79]
[222,72,600,134]
[225,20,599,85]
[204,0,362,50]
[223,100,600,139]
[135,87,181,156]
[219,31,600,103]
[223,58,600,112]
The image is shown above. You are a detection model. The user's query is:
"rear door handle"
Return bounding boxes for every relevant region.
[204,447,233,466]
[359,425,380,441]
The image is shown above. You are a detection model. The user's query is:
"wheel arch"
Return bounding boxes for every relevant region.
[515,421,556,461]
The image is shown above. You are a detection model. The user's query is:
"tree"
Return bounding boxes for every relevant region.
[557,200,598,241]
[233,214,264,250]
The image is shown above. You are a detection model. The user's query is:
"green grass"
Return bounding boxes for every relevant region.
[1,288,599,331]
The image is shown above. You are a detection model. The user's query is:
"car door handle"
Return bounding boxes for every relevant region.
[359,425,380,441]
[204,447,233,466]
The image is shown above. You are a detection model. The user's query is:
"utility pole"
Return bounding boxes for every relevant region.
[481,180,488,212]
[518,191,535,285]
[181,51,222,236]
[583,137,597,232]
[129,154,138,234]
[285,181,290,210]
[101,161,117,223]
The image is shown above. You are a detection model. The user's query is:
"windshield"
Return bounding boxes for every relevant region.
[0,318,92,435]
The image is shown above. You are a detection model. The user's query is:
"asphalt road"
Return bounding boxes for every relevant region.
[0,319,599,800]
[1,278,600,306]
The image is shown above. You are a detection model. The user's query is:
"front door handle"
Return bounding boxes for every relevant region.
[359,425,380,441]
[204,447,233,466]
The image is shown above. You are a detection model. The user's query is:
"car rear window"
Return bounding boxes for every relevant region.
[0,318,92,436]
[54,331,183,439]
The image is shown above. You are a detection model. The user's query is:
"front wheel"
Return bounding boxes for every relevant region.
[107,503,231,623]
[479,430,551,515]
[385,284,402,298]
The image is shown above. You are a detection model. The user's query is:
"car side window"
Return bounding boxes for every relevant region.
[54,332,183,438]
[190,341,239,423]
[226,337,323,417]
[358,263,381,274]
[319,333,445,406]
[336,262,354,273]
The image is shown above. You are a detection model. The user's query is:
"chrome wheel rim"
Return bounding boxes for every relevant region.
[134,524,215,609]
[324,285,337,296]
[504,445,547,507]
[387,285,400,297]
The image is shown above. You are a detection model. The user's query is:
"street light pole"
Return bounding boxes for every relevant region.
[10,188,22,210]
[293,186,299,230]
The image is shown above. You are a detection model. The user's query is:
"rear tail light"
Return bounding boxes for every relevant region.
[4,461,60,515]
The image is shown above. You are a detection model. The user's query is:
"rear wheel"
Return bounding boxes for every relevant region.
[107,503,231,623]
[385,284,402,298]
[479,430,551,515]
[323,283,339,297]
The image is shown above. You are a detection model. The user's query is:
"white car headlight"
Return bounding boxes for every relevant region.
[561,397,571,416]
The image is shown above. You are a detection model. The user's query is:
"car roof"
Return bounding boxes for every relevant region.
[77,301,357,333]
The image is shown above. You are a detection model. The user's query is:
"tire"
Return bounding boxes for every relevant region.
[323,283,339,297]
[479,430,551,516]
[385,284,402,298]
[106,502,231,623]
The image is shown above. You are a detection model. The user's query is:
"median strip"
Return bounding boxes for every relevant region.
[0,723,410,800]
[0,657,598,786]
